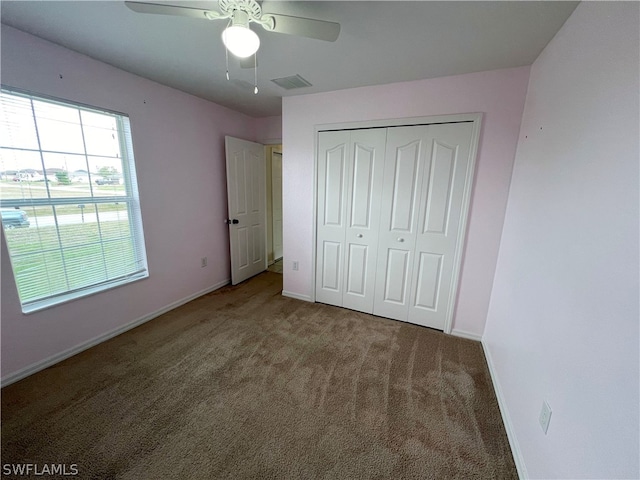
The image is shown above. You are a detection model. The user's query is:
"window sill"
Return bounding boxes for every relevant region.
[21,271,149,314]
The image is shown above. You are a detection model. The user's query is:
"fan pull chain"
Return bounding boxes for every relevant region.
[225,18,231,81]
[254,53,258,94]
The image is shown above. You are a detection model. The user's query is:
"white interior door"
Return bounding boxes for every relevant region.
[225,136,266,285]
[407,122,474,329]
[271,151,283,260]
[373,126,427,321]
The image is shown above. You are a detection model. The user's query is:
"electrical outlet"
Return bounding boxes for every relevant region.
[201,257,207,268]
[539,400,552,434]
[292,261,299,271]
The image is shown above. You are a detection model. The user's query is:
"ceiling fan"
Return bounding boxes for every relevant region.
[125,0,341,59]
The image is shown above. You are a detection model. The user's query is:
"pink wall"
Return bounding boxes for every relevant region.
[1,26,257,380]
[255,115,282,145]
[282,66,530,336]
[483,3,639,478]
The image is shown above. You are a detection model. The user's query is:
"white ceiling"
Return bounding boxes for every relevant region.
[0,1,578,117]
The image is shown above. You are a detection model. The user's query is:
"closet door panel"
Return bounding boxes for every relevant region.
[408,122,474,329]
[345,243,367,295]
[343,129,386,313]
[389,140,421,231]
[316,131,350,306]
[423,140,456,235]
[349,144,374,228]
[414,252,443,309]
[382,248,411,303]
[321,241,342,291]
[373,126,427,321]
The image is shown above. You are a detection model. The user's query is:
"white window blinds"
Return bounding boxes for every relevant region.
[0,88,148,313]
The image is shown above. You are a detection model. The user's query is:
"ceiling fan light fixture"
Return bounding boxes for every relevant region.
[222,11,260,58]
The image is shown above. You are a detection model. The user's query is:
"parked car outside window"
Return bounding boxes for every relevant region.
[1,209,30,229]
[95,176,124,185]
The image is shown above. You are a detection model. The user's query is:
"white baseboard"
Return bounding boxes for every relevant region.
[482,340,528,479]
[0,279,230,388]
[281,290,313,302]
[451,328,482,342]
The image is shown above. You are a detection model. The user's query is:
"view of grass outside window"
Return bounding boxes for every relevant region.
[0,88,148,313]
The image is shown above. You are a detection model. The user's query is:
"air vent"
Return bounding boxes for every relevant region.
[271,74,312,90]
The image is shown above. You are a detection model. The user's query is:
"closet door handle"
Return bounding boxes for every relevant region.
[397,237,404,243]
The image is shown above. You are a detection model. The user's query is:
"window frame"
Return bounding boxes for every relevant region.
[0,86,148,313]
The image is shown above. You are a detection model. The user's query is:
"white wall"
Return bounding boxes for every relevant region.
[0,26,258,381]
[483,3,639,478]
[282,67,530,336]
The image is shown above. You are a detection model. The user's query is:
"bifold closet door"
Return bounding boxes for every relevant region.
[316,131,349,307]
[373,122,474,329]
[316,129,386,312]
[342,129,386,312]
[373,126,427,321]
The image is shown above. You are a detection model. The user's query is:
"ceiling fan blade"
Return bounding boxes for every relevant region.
[240,55,258,69]
[125,1,222,21]
[264,14,340,42]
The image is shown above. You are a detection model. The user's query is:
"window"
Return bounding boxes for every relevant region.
[0,88,148,313]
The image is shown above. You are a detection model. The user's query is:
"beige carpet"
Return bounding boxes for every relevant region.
[1,272,517,479]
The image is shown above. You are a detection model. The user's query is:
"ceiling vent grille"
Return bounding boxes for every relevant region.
[271,74,312,90]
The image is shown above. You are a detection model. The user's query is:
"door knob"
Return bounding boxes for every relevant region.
[356,234,363,238]
[225,219,239,225]
[397,237,404,242]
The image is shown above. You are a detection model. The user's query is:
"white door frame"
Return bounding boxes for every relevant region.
[311,113,483,334]
[271,150,284,261]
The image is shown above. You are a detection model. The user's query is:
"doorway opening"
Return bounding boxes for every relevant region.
[266,145,283,273]
[267,258,283,274]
